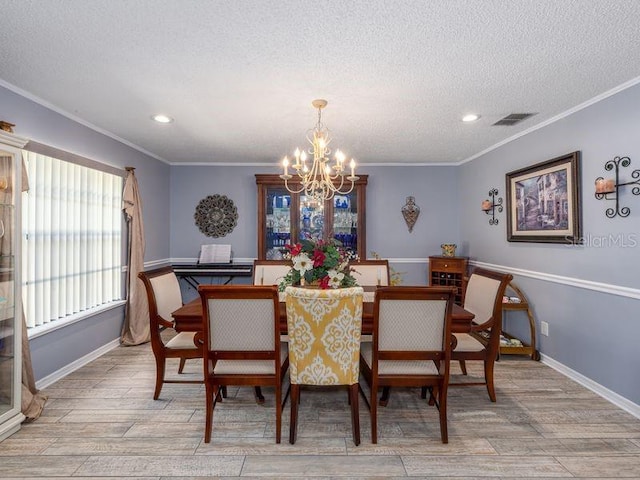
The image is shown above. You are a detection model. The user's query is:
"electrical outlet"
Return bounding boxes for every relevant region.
[540,321,549,337]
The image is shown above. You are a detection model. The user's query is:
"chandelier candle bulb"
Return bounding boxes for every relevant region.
[350,159,356,177]
[282,157,289,176]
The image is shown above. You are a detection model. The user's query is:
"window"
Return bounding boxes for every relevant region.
[22,149,123,329]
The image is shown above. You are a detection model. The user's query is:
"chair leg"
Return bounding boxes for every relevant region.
[459,360,467,375]
[254,386,265,404]
[485,358,497,402]
[349,384,360,446]
[275,383,282,444]
[431,385,439,406]
[153,357,165,400]
[204,382,215,443]
[437,382,448,444]
[221,386,228,398]
[422,386,436,406]
[178,357,187,374]
[289,384,300,444]
[370,383,378,444]
[379,386,390,407]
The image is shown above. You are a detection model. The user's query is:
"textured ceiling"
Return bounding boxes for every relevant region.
[1,0,640,165]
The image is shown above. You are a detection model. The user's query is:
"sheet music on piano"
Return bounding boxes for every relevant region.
[198,244,232,264]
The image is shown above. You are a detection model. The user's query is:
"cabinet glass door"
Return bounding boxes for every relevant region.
[265,186,291,260]
[0,151,16,420]
[299,195,325,242]
[331,192,358,255]
[256,174,367,260]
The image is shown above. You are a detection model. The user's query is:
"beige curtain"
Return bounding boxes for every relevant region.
[120,167,149,345]
[21,309,47,421]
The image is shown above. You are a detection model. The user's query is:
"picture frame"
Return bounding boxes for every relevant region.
[506,151,582,244]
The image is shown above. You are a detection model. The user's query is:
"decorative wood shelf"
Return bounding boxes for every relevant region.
[500,282,540,361]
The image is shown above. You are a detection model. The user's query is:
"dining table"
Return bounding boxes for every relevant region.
[171,289,476,338]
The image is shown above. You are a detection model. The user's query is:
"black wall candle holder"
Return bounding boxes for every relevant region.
[594,156,640,218]
[481,188,503,225]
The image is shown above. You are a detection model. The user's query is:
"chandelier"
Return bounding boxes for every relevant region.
[279,99,358,201]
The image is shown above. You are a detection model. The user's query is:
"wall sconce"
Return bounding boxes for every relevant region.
[594,156,639,218]
[481,188,503,225]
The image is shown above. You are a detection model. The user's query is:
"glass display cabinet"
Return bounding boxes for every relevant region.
[256,174,368,260]
[0,130,26,440]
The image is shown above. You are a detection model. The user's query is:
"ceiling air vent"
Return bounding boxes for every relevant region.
[492,113,536,126]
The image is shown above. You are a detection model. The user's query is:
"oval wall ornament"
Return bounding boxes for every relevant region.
[194,194,238,238]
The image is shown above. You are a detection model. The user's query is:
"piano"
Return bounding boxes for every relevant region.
[172,263,253,288]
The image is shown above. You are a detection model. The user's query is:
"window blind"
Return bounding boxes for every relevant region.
[21,150,123,329]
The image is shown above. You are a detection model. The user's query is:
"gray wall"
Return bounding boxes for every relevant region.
[1,85,171,380]
[169,164,460,289]
[459,83,640,404]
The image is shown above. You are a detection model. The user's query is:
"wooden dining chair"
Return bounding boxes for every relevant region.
[253,259,292,286]
[199,284,289,443]
[349,259,390,286]
[138,267,203,400]
[360,286,455,443]
[251,259,293,402]
[284,286,364,445]
[451,267,513,402]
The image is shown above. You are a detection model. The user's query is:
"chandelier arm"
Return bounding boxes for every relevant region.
[281,176,305,194]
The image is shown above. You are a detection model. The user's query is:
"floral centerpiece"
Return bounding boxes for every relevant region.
[279,238,359,290]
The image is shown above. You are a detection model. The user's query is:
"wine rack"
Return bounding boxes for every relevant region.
[428,256,468,305]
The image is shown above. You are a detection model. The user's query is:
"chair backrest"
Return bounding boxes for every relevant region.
[199,285,280,358]
[350,259,390,286]
[253,260,292,286]
[373,286,455,363]
[285,286,364,385]
[463,267,513,331]
[138,266,183,347]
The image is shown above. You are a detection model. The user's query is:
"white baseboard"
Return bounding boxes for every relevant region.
[541,353,640,419]
[35,338,121,390]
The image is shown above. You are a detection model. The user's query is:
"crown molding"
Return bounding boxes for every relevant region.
[0,129,29,148]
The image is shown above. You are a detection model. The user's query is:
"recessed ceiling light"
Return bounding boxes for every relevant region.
[151,114,174,124]
[462,114,480,122]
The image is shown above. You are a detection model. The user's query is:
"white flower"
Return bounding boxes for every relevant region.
[293,253,313,276]
[327,269,344,288]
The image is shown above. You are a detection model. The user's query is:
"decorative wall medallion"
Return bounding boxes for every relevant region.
[194,194,238,237]
[401,196,420,232]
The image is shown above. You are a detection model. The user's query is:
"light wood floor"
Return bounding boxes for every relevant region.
[1,342,639,478]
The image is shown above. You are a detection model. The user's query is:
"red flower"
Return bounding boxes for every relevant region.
[312,249,326,267]
[319,276,331,289]
[286,243,302,256]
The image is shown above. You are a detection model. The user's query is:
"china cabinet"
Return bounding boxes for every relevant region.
[0,130,26,440]
[256,174,368,260]
[428,255,468,305]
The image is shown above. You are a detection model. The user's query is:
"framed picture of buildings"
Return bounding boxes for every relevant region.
[506,151,582,244]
